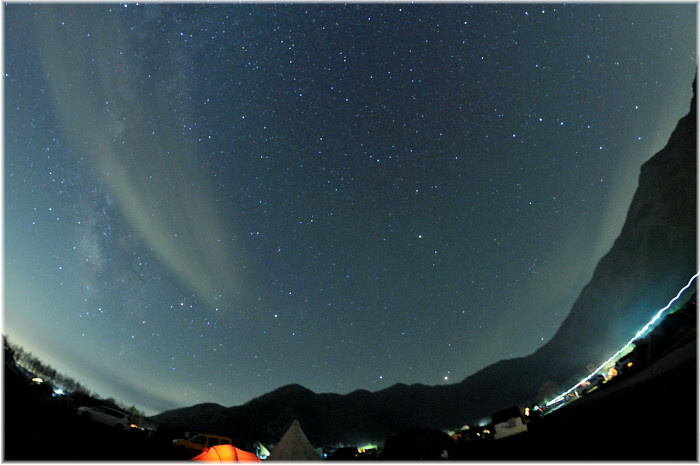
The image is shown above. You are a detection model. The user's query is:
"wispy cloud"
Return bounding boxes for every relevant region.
[35,6,246,315]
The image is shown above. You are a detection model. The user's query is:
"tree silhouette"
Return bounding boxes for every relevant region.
[3,335,146,418]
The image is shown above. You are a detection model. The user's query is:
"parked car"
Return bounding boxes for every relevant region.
[491,405,528,440]
[28,377,55,397]
[77,405,138,430]
[173,433,233,455]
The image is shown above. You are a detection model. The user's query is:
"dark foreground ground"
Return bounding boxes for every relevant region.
[4,337,696,460]
[451,337,697,460]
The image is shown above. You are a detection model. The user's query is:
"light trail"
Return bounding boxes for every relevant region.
[545,271,699,407]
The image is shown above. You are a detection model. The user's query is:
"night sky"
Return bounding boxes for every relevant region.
[4,3,696,415]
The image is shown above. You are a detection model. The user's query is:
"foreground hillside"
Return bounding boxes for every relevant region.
[5,315,695,459]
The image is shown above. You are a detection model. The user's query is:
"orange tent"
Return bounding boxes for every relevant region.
[192,444,261,462]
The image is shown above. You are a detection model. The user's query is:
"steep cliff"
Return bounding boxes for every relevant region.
[530,77,697,382]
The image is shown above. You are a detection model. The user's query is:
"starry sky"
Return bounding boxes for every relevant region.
[4,3,696,416]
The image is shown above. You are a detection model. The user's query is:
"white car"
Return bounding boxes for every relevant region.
[491,405,529,440]
[77,405,137,430]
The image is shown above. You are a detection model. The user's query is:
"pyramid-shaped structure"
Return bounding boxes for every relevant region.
[268,419,320,460]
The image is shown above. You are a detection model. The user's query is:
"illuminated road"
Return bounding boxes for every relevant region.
[545,271,698,408]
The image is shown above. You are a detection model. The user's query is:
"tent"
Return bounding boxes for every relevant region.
[268,419,320,460]
[253,441,270,459]
[191,444,261,462]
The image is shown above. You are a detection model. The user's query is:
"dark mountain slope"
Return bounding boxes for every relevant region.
[529,76,697,383]
[152,78,697,447]
[456,76,697,412]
